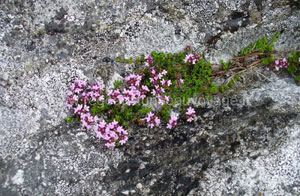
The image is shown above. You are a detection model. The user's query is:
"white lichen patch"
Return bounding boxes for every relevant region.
[11,170,24,185]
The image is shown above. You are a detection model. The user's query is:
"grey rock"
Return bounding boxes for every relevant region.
[0,0,299,195]
[45,21,67,35]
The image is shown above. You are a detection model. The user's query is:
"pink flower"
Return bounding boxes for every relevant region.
[140,85,150,99]
[150,68,156,75]
[145,55,153,66]
[122,86,141,106]
[141,85,150,92]
[94,121,107,137]
[87,82,103,91]
[79,92,90,104]
[184,53,201,64]
[157,73,163,80]
[72,79,87,94]
[105,142,116,148]
[119,137,128,145]
[155,117,160,126]
[179,79,184,85]
[80,113,98,130]
[73,104,89,115]
[95,120,128,147]
[195,55,201,61]
[158,95,169,105]
[184,53,194,63]
[108,89,123,104]
[186,107,196,122]
[167,114,178,129]
[106,120,119,130]
[161,79,172,87]
[269,58,289,71]
[161,70,167,76]
[142,112,160,128]
[186,107,195,115]
[125,74,142,87]
[87,82,104,102]
[70,83,75,90]
[151,89,156,96]
[66,91,79,109]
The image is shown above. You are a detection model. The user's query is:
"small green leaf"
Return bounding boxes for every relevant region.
[113,80,121,89]
[116,57,122,62]
[219,85,225,93]
[122,121,129,127]
[115,115,122,122]
[65,117,73,123]
[235,74,240,81]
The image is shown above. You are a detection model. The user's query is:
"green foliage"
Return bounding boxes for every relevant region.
[96,33,289,129]
[219,85,225,93]
[65,117,73,123]
[160,104,171,121]
[68,32,300,136]
[139,106,152,115]
[116,57,122,62]
[240,33,279,56]
[220,60,231,70]
[286,51,300,84]
[113,80,121,89]
[261,57,275,66]
[66,32,300,148]
[115,48,220,122]
[228,79,234,87]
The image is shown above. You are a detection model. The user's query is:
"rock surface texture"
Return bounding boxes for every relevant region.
[0,0,299,195]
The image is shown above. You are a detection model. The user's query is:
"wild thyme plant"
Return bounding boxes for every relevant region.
[66,46,216,147]
[66,33,300,148]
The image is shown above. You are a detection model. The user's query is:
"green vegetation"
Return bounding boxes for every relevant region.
[66,32,300,147]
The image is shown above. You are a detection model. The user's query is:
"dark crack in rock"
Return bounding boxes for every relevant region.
[0,0,299,195]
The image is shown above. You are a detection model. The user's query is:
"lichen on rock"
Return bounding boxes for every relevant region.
[0,0,299,195]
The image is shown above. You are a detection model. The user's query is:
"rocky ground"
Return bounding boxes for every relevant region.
[0,0,299,195]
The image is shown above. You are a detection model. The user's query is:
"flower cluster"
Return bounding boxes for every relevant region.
[144,55,154,67]
[94,120,128,147]
[184,53,202,64]
[186,107,196,122]
[185,45,191,51]
[66,44,300,149]
[175,73,184,87]
[125,74,142,87]
[87,82,105,102]
[142,112,160,128]
[66,79,86,109]
[106,73,150,106]
[147,66,171,105]
[66,79,128,148]
[66,80,105,110]
[167,114,178,129]
[107,89,123,104]
[66,48,206,148]
[266,58,288,71]
[81,113,99,130]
